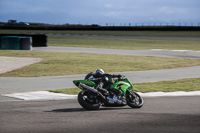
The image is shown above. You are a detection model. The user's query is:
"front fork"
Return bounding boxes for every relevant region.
[127,89,137,99]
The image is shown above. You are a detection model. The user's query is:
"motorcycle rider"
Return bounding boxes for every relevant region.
[85,69,126,102]
[85,69,122,91]
[95,69,127,105]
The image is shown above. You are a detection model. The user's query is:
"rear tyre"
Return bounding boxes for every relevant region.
[127,92,143,108]
[78,91,101,110]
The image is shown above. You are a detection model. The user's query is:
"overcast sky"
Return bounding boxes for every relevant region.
[0,0,200,26]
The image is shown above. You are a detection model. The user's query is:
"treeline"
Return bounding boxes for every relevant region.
[1,24,200,31]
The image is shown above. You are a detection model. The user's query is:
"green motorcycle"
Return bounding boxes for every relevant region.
[73,73,143,110]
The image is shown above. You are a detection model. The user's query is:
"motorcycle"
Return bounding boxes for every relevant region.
[73,73,143,110]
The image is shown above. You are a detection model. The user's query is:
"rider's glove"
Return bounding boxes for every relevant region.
[117,74,122,78]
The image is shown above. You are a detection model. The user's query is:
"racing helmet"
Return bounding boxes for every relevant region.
[95,69,105,74]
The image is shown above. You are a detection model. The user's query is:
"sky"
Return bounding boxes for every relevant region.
[0,0,200,26]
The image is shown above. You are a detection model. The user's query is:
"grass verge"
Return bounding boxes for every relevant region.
[50,78,200,95]
[134,78,200,92]
[48,36,200,51]
[1,51,200,77]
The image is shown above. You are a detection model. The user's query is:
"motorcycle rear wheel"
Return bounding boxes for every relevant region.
[127,92,143,108]
[78,91,101,110]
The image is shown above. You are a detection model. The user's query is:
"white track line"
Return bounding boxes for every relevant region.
[138,91,200,97]
[2,91,77,100]
[2,91,200,101]
[151,49,200,53]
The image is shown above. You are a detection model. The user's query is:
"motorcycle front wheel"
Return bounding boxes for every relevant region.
[78,91,101,110]
[127,92,144,108]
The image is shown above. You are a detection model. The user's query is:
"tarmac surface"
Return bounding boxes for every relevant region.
[47,33,200,40]
[33,46,200,59]
[0,56,42,74]
[0,97,200,133]
[1,65,200,95]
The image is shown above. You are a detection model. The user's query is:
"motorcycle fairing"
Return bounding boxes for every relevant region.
[110,78,133,94]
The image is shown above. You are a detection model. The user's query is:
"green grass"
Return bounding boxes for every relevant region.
[134,78,200,92]
[50,78,200,94]
[1,50,200,77]
[50,88,81,95]
[1,29,200,37]
[48,35,200,50]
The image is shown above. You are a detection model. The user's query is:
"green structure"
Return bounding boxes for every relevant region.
[1,36,20,50]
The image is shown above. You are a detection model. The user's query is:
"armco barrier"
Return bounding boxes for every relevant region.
[0,34,47,47]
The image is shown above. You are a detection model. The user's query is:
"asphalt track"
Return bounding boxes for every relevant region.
[0,97,200,133]
[47,33,200,40]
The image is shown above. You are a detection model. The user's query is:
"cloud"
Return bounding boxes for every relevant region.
[0,1,48,14]
[105,4,113,8]
[159,7,187,14]
[103,11,123,18]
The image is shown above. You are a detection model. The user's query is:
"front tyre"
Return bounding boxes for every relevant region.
[78,91,101,110]
[127,92,143,108]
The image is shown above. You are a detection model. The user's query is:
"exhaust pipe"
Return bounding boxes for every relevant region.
[79,83,106,99]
